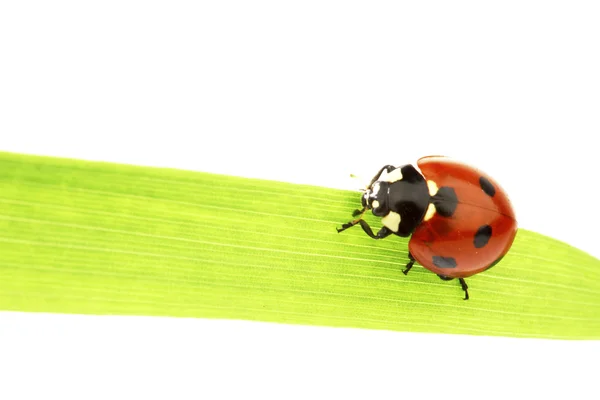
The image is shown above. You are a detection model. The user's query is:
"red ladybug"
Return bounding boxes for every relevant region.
[337,156,518,300]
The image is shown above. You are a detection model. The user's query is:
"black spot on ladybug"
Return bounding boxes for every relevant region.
[479,176,496,197]
[474,225,493,248]
[431,186,458,217]
[432,256,457,269]
[485,255,505,271]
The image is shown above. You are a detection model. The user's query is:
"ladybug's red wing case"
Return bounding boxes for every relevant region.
[408,156,518,279]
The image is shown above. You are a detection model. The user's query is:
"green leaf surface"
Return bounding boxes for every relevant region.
[1,151,599,339]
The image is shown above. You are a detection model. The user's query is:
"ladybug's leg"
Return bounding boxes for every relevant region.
[352,208,365,217]
[459,278,469,301]
[334,208,368,231]
[367,165,397,188]
[438,275,469,300]
[402,252,415,275]
[357,221,393,239]
[437,275,469,300]
[337,219,392,239]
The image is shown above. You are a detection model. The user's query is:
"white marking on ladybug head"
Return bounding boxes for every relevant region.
[361,191,370,208]
[427,180,438,196]
[384,168,403,183]
[381,211,401,233]
[372,200,380,209]
[364,182,381,207]
[424,203,436,221]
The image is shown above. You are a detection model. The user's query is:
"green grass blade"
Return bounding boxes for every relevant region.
[1,151,599,340]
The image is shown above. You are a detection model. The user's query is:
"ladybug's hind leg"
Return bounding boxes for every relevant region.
[459,278,469,301]
[437,275,470,300]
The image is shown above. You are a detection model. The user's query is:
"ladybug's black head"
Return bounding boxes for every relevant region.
[361,181,390,217]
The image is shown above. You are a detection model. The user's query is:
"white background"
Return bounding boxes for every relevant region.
[1,1,599,399]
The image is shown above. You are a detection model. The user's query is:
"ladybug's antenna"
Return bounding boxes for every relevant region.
[350,174,369,191]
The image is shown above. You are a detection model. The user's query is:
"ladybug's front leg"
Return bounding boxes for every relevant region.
[355,220,393,239]
[337,218,392,239]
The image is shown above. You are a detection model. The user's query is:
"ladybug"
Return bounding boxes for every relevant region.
[337,156,517,300]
